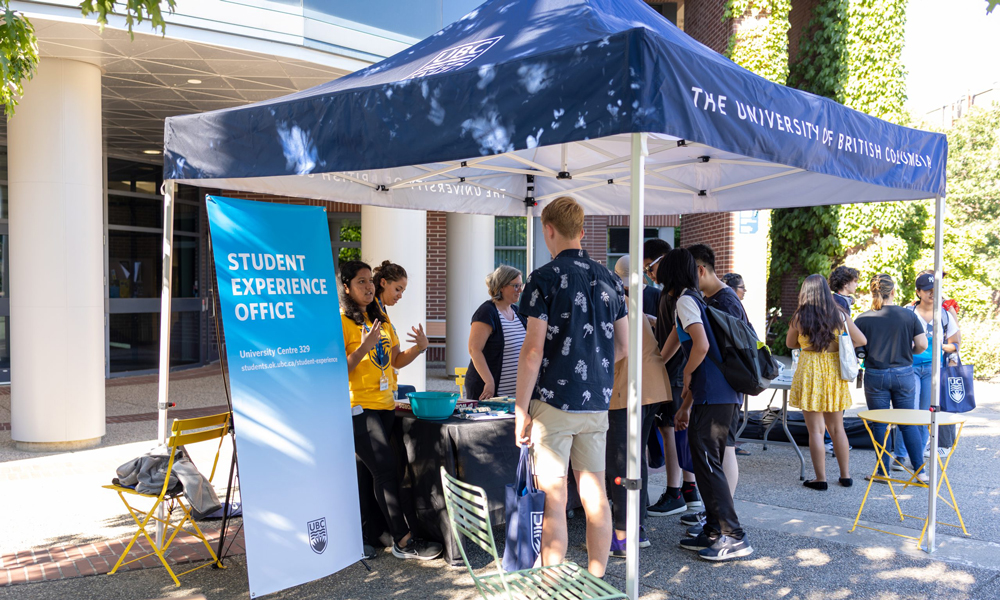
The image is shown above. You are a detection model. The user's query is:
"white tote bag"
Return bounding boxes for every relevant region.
[839,316,859,381]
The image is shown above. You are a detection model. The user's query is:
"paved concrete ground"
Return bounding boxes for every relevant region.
[1,365,998,599]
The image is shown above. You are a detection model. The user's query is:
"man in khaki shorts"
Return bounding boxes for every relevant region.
[515,196,628,577]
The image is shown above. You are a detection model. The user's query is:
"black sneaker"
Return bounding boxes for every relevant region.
[392,538,443,561]
[682,483,702,509]
[698,535,754,561]
[648,491,687,517]
[684,524,704,538]
[680,511,706,527]
[363,544,377,560]
[679,531,718,552]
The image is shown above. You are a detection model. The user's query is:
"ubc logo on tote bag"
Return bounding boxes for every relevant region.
[502,446,545,572]
[939,359,975,413]
[948,377,966,404]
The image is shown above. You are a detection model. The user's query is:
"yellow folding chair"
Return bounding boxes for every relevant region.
[103,412,231,586]
[455,367,468,398]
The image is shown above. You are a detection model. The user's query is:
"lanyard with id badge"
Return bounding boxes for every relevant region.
[363,320,391,391]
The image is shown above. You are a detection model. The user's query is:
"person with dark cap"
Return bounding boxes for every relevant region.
[902,272,961,461]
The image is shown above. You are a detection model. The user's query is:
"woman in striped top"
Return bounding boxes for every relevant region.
[465,265,527,399]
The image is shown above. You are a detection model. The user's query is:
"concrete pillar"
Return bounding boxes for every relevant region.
[445,213,495,376]
[731,210,769,339]
[361,206,427,391]
[9,59,105,450]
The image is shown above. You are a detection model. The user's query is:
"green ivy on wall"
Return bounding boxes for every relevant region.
[724,0,793,85]
[769,0,916,343]
[843,0,908,124]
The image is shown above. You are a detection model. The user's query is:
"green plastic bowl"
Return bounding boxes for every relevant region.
[406,392,460,421]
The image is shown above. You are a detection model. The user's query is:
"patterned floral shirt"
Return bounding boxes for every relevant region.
[518,249,627,412]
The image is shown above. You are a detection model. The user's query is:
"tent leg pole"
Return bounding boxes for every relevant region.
[525,202,534,274]
[925,194,945,553]
[155,180,176,546]
[625,132,648,600]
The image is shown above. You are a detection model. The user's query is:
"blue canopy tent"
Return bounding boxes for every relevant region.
[159,0,949,595]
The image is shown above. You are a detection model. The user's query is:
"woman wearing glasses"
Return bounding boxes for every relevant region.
[465,265,527,400]
[721,273,746,301]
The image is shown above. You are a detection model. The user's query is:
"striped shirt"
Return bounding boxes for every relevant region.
[495,313,526,397]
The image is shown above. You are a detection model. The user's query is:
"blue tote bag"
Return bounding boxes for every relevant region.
[674,428,695,473]
[940,359,975,413]
[502,446,545,572]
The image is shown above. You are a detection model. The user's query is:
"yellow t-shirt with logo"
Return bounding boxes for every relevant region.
[341,312,399,410]
[377,306,400,393]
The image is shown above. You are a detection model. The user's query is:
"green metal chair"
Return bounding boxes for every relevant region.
[439,467,626,600]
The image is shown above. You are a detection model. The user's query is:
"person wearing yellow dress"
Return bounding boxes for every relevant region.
[786,274,867,490]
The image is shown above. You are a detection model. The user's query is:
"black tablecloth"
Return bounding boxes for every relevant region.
[396,413,519,564]
[358,411,580,565]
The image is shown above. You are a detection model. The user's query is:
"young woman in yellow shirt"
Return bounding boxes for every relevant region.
[339,260,438,560]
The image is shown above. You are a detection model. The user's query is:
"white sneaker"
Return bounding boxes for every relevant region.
[825,442,834,456]
[924,446,951,458]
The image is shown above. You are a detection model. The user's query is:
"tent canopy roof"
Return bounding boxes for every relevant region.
[163,0,946,216]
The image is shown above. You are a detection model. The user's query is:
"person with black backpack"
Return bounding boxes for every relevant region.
[657,249,753,561]
[688,245,752,507]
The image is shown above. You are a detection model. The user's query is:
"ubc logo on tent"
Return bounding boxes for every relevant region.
[948,377,966,403]
[307,517,328,554]
[408,36,503,79]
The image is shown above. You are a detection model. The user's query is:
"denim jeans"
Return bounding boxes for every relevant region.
[898,361,956,455]
[864,366,925,474]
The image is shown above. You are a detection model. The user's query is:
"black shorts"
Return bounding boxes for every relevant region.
[726,395,745,447]
[654,386,683,428]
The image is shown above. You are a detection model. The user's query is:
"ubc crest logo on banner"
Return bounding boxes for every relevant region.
[530,511,543,554]
[408,36,503,79]
[948,377,966,403]
[308,518,328,554]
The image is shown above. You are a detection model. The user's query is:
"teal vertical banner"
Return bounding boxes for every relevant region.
[206,195,362,597]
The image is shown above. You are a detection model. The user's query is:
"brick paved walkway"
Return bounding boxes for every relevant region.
[1,387,241,587]
[0,522,245,586]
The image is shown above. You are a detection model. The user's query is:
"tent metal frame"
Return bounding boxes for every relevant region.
[155,132,948,599]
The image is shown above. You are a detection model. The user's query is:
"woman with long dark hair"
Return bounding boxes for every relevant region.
[371,260,427,394]
[339,260,439,561]
[786,275,866,490]
[854,274,929,480]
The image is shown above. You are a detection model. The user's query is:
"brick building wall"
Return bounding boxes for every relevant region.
[788,0,821,63]
[607,215,681,228]
[426,211,447,321]
[683,0,732,53]
[779,263,805,319]
[678,213,736,275]
[582,216,610,266]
